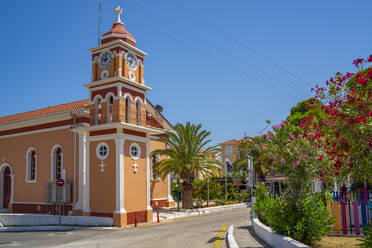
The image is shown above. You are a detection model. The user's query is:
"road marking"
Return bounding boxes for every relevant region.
[214,225,227,248]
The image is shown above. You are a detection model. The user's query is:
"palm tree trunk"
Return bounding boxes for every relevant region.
[182,182,194,209]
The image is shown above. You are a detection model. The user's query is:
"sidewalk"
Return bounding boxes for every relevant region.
[228,218,270,248]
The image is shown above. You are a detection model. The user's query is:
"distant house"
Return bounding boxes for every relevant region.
[219,137,252,175]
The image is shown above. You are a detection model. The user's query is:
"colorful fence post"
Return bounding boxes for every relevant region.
[327,201,333,234]
[361,189,367,226]
[334,201,340,234]
[341,199,347,235]
[353,199,360,235]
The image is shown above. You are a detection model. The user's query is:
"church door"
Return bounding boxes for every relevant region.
[3,167,11,208]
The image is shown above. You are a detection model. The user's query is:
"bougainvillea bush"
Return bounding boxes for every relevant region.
[311,55,372,183]
[254,55,371,244]
[264,55,372,192]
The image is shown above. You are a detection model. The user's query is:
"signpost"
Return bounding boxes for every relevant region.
[56,179,64,223]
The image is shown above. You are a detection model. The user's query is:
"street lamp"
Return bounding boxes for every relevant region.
[247,155,253,203]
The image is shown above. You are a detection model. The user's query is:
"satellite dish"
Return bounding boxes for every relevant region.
[155,105,163,113]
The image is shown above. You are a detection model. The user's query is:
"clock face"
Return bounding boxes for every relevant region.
[126,52,138,70]
[99,51,112,69]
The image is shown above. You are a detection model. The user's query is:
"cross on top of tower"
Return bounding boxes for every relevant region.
[114,5,123,24]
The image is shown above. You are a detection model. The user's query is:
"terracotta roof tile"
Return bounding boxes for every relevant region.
[103,23,135,40]
[219,139,242,145]
[0,99,89,124]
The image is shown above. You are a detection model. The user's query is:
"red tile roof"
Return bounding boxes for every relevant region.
[0,99,89,124]
[219,139,242,145]
[103,23,135,40]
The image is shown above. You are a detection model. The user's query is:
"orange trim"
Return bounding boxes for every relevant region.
[90,129,117,136]
[123,129,146,137]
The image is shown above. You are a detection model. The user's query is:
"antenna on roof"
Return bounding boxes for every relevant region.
[98,0,102,45]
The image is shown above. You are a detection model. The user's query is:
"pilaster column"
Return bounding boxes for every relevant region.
[114,137,125,213]
[146,137,152,210]
[82,134,90,214]
[74,133,85,210]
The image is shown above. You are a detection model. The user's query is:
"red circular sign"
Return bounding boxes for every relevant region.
[56,178,65,187]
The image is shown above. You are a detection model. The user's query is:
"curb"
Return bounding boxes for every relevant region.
[226,225,239,248]
[252,218,309,248]
[0,226,117,232]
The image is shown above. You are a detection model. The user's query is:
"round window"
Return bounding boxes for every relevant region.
[130,143,141,160]
[96,142,109,160]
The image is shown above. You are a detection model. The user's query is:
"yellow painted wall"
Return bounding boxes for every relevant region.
[124,139,147,212]
[89,139,116,214]
[0,128,77,203]
[149,139,168,199]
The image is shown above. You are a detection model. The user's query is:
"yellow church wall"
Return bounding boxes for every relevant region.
[124,139,147,212]
[89,139,116,215]
[0,128,77,203]
[149,139,168,200]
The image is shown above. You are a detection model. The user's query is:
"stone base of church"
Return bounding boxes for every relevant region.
[166,200,176,207]
[71,209,83,216]
[82,211,91,216]
[113,212,127,227]
[11,203,73,215]
[8,203,13,213]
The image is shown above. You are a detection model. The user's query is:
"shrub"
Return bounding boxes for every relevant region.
[357,224,372,248]
[254,184,333,246]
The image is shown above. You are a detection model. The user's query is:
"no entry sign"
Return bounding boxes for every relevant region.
[56,178,65,187]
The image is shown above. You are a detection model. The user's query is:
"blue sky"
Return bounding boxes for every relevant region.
[0,0,371,145]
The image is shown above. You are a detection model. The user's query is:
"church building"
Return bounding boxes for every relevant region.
[0,6,175,227]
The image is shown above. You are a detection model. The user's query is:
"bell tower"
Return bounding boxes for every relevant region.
[86,5,150,127]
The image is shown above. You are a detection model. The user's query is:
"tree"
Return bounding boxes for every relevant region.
[235,135,270,182]
[310,56,372,183]
[151,122,221,209]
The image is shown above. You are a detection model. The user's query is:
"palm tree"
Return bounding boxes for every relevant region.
[234,136,269,182]
[151,122,221,209]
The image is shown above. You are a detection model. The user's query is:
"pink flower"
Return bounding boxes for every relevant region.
[261,211,265,216]
[289,134,295,140]
[318,154,324,161]
[368,54,372,63]
[280,158,285,164]
[261,144,265,148]
[292,161,300,168]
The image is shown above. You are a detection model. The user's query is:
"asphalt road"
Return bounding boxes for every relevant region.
[0,207,250,248]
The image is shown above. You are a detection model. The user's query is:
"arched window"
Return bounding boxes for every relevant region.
[94,98,102,125]
[107,95,114,123]
[125,97,130,123]
[55,147,62,180]
[151,155,159,181]
[25,148,37,182]
[136,100,141,125]
[51,145,63,181]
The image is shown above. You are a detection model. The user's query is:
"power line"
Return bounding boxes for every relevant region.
[125,12,302,100]
[127,0,309,96]
[166,0,313,87]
